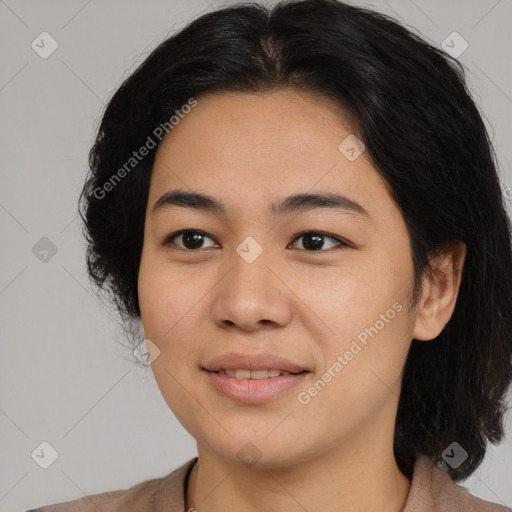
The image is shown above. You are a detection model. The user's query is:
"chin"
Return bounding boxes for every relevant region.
[199,431,312,470]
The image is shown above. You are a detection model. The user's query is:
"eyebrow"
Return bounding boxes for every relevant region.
[152,188,374,223]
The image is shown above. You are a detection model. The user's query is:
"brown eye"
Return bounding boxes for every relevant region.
[162,230,219,250]
[289,231,348,251]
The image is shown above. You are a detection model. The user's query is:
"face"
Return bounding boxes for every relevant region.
[138,89,418,468]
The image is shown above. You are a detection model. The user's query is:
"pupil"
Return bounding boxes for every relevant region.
[303,234,323,251]
[183,232,204,249]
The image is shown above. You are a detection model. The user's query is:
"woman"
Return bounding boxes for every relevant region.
[29,0,512,510]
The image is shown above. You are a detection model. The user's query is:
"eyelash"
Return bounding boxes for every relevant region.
[161,229,351,252]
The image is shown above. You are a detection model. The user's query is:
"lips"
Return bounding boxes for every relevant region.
[201,351,310,373]
[204,368,310,405]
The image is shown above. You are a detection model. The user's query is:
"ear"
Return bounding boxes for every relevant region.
[412,240,467,341]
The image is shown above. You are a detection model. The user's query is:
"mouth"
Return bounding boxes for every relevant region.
[202,368,311,405]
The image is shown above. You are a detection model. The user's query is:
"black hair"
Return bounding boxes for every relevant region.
[79,0,512,482]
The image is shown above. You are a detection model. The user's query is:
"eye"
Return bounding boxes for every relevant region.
[288,231,349,252]
[162,230,219,251]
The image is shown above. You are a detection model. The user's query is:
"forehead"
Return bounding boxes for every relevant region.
[149,89,397,224]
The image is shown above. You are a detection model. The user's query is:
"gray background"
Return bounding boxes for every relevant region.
[1,0,511,510]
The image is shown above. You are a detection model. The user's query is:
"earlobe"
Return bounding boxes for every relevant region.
[412,240,467,341]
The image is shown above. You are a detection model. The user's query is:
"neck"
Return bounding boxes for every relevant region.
[185,426,411,512]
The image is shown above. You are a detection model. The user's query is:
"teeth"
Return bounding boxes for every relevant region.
[217,369,295,379]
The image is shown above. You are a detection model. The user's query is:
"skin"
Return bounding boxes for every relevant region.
[137,89,466,512]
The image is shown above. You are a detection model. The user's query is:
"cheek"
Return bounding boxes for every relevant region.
[300,257,409,340]
[137,252,217,420]
[303,251,413,398]
[138,257,205,423]
[138,252,205,344]
[296,300,411,444]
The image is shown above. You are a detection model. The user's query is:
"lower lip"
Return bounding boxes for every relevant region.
[203,370,310,405]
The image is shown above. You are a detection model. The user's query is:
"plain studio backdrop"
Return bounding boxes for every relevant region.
[1,0,511,510]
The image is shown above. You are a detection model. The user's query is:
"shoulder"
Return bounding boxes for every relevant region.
[26,457,198,512]
[406,455,511,512]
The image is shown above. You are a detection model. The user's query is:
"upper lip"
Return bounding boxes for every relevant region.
[202,352,310,373]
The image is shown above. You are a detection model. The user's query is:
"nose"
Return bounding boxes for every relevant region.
[210,248,293,332]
